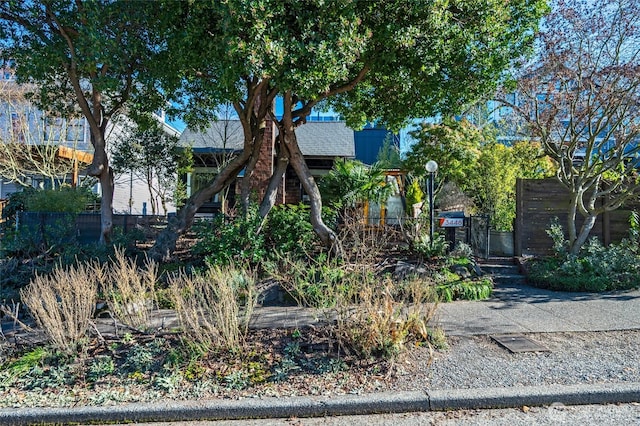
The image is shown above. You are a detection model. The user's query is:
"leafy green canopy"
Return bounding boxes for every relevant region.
[404,118,483,192]
[163,0,548,129]
[0,1,167,122]
[404,118,554,230]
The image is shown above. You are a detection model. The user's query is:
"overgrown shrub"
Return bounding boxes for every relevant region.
[192,206,266,267]
[21,261,102,353]
[25,187,92,213]
[168,264,257,352]
[527,219,640,292]
[263,203,317,255]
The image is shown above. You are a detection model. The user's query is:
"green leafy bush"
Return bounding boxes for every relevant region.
[413,233,449,259]
[25,187,92,213]
[264,204,317,255]
[436,278,493,302]
[192,205,266,267]
[527,219,640,292]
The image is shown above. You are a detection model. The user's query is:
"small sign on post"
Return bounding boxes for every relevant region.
[439,217,464,227]
[437,211,465,249]
[438,211,465,228]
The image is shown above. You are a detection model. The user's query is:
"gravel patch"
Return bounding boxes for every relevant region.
[390,330,640,391]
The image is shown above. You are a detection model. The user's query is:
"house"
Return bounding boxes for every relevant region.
[0,70,179,216]
[178,119,355,213]
[108,113,180,215]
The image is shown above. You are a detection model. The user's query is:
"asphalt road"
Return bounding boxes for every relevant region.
[123,403,640,425]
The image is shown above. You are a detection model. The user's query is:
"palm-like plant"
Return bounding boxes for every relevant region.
[319,159,393,210]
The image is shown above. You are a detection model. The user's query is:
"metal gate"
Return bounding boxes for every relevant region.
[465,215,490,259]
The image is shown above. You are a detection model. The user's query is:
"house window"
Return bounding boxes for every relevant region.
[44,117,63,142]
[66,119,85,144]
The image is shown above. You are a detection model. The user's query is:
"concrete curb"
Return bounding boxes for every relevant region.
[0,383,638,425]
[428,382,640,410]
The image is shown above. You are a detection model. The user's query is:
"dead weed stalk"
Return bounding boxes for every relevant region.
[20,261,102,354]
[334,276,439,359]
[103,249,158,330]
[168,264,257,353]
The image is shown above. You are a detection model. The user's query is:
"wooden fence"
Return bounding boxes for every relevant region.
[515,178,640,256]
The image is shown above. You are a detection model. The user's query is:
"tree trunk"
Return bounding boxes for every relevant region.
[284,131,342,256]
[570,213,598,255]
[88,123,114,245]
[99,167,114,245]
[566,191,580,251]
[149,153,250,262]
[239,146,261,213]
[259,144,288,218]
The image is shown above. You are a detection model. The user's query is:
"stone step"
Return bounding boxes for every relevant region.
[479,263,521,275]
[476,258,527,285]
[490,273,528,285]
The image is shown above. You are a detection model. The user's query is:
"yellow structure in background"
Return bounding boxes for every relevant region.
[56,145,93,187]
[363,170,406,227]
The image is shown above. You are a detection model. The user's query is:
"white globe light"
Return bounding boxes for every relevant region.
[425,160,438,173]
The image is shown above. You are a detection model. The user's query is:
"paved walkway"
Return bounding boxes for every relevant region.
[437,281,640,335]
[248,281,640,336]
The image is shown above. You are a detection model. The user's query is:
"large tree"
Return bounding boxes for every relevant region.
[403,118,484,195]
[404,118,553,230]
[499,0,640,253]
[150,0,548,261]
[0,1,168,243]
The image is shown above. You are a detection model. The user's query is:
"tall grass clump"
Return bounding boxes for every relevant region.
[168,264,257,352]
[21,261,102,353]
[334,277,440,359]
[102,249,158,329]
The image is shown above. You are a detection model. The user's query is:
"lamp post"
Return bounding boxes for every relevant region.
[425,160,438,246]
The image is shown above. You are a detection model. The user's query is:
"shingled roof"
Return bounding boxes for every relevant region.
[179,120,245,153]
[179,120,355,158]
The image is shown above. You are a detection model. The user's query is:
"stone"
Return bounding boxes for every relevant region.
[451,265,471,279]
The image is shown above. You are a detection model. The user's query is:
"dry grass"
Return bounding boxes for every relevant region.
[334,276,439,358]
[103,249,158,330]
[20,261,102,353]
[336,208,401,265]
[168,264,257,352]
